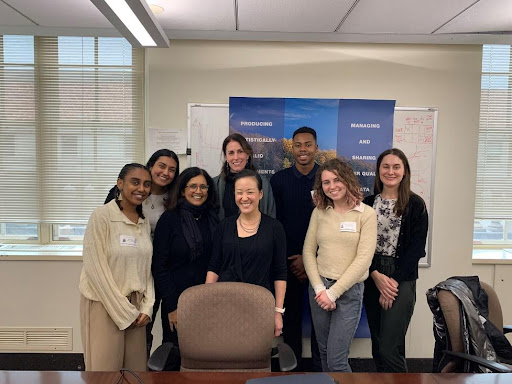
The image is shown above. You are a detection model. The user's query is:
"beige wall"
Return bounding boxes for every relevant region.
[0,40,483,357]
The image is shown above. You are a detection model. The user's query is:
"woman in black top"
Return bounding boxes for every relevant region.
[206,169,287,337]
[363,148,428,373]
[152,167,218,369]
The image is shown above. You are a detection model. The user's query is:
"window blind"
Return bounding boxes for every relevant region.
[0,36,145,224]
[475,45,512,220]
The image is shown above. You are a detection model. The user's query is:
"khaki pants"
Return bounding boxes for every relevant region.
[80,293,147,371]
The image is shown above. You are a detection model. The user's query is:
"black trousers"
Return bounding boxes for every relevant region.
[283,271,321,371]
[363,277,416,373]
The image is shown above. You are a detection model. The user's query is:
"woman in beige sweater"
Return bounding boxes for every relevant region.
[303,159,377,372]
[79,163,155,371]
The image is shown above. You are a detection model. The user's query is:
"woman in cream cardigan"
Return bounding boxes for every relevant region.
[303,158,376,372]
[80,163,155,371]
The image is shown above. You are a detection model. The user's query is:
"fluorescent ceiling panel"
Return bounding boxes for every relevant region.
[338,0,476,34]
[238,0,354,32]
[436,0,512,34]
[104,0,156,46]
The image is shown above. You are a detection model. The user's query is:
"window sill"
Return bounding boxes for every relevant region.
[0,244,83,261]
[472,248,512,264]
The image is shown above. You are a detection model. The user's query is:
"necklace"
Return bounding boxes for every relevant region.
[145,194,166,210]
[145,195,154,209]
[238,217,261,233]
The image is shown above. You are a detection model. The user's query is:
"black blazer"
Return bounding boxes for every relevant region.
[363,193,428,282]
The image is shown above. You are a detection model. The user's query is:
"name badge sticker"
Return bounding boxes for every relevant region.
[120,235,138,247]
[339,221,357,232]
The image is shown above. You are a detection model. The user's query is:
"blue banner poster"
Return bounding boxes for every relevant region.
[229,97,285,178]
[229,96,396,339]
[230,97,340,177]
[337,99,395,195]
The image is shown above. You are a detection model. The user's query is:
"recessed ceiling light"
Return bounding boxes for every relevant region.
[149,4,164,15]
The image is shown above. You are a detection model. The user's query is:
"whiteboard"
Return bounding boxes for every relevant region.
[393,107,437,268]
[188,103,437,266]
[188,103,229,177]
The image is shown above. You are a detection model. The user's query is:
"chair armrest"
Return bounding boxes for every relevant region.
[503,325,512,334]
[443,350,512,373]
[148,342,174,371]
[276,343,297,372]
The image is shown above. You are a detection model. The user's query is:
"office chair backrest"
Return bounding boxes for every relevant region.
[177,282,275,371]
[437,280,503,372]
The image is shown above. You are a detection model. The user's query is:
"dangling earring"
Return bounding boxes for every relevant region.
[116,187,123,201]
[225,162,230,173]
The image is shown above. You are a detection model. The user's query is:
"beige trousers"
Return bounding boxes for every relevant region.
[80,293,147,371]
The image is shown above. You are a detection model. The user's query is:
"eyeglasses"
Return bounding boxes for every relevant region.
[185,184,209,191]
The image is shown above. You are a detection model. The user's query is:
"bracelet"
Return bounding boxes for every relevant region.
[275,307,285,314]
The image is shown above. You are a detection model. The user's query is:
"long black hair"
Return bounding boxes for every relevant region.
[146,148,180,191]
[104,149,180,205]
[115,163,151,219]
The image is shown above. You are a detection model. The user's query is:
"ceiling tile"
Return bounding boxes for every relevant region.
[0,1,35,26]
[237,0,354,32]
[436,0,512,34]
[150,0,235,31]
[338,0,476,34]
[7,0,111,28]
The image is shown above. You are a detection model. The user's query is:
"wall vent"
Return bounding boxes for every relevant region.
[0,327,72,351]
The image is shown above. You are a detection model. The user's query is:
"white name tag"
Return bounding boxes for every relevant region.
[339,221,357,232]
[120,235,138,247]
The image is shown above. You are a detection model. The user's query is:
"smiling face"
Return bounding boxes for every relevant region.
[150,156,177,190]
[379,154,405,190]
[181,174,208,207]
[117,168,152,208]
[235,176,263,215]
[225,140,249,174]
[321,170,347,204]
[292,132,318,168]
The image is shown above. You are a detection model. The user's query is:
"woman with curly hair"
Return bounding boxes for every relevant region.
[303,158,377,372]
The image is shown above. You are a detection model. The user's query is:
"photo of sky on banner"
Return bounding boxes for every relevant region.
[230,97,394,196]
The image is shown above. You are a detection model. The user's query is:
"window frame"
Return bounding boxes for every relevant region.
[0,35,144,249]
[473,44,512,257]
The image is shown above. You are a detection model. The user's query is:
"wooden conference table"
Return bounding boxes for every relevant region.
[1,371,511,384]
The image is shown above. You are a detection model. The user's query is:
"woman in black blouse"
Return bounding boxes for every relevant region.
[362,148,428,373]
[152,167,219,369]
[206,169,287,337]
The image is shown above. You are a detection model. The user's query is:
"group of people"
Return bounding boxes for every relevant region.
[79,127,428,374]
